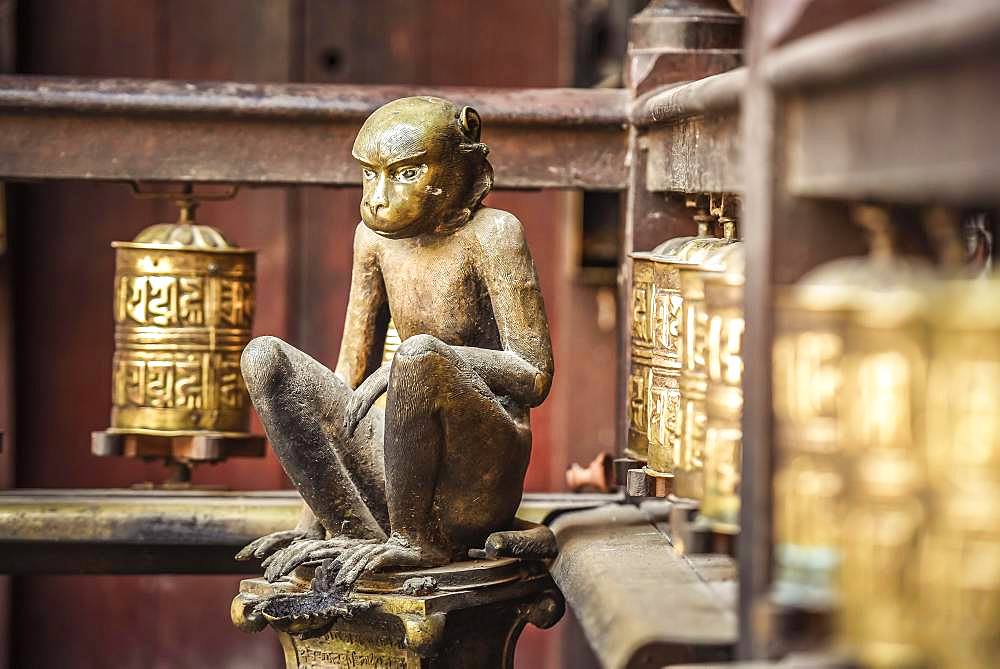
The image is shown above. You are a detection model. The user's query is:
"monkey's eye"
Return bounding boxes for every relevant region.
[394,166,423,183]
[362,168,377,181]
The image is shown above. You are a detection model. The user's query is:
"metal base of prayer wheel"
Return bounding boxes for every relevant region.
[232,558,564,668]
[91,430,266,483]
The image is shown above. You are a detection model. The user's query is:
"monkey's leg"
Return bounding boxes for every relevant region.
[241,335,389,539]
[330,334,531,588]
[384,334,529,555]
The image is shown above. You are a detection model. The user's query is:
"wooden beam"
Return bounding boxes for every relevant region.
[0,78,629,190]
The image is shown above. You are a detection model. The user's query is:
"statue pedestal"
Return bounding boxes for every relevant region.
[232,558,564,668]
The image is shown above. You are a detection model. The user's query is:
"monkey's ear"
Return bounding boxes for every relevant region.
[459,106,482,142]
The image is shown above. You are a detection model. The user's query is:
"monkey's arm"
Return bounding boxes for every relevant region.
[334,223,390,389]
[459,211,553,407]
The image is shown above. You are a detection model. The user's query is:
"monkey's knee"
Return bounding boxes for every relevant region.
[395,333,451,359]
[389,335,461,402]
[241,335,292,397]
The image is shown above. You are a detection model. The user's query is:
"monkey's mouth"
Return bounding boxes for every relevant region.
[362,215,424,239]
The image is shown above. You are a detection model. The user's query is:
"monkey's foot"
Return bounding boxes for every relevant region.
[262,536,377,582]
[330,534,451,590]
[469,521,559,561]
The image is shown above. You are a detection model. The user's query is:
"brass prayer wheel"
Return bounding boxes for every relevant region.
[93,189,263,475]
[374,318,402,410]
[673,207,740,501]
[836,285,929,669]
[627,197,718,467]
[700,243,745,534]
[919,277,1000,669]
[771,283,850,611]
[771,205,931,612]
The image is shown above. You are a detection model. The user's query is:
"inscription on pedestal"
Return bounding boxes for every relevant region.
[284,626,418,669]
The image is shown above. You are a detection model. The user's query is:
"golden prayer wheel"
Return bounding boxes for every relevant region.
[673,204,740,502]
[626,197,718,467]
[771,289,848,611]
[373,318,402,410]
[771,205,931,613]
[381,318,403,366]
[919,278,1000,669]
[836,285,928,669]
[92,188,264,478]
[700,243,745,534]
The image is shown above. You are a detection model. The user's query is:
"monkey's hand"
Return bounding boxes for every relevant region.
[261,536,378,582]
[453,346,550,407]
[343,364,390,437]
[235,524,325,562]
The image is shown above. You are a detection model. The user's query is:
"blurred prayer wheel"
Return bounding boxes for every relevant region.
[920,278,1000,669]
[700,243,745,534]
[92,186,264,479]
[771,205,931,613]
[837,285,929,669]
[771,286,849,612]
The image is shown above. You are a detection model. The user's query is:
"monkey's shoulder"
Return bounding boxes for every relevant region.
[464,207,527,252]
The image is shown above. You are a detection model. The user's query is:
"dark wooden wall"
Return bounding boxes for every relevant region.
[5,1,614,667]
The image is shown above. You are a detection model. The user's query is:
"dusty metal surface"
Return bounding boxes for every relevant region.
[646,113,742,195]
[549,503,736,669]
[0,78,628,189]
[625,0,743,96]
[0,490,614,573]
[234,559,564,667]
[783,53,1000,205]
[635,69,745,194]
[631,67,745,128]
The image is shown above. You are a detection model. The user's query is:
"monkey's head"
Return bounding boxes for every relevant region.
[352,96,493,238]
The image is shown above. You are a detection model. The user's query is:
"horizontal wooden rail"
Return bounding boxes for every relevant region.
[767,2,1000,204]
[0,78,629,190]
[764,1,1000,92]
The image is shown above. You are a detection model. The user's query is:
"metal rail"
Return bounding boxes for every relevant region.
[0,489,618,573]
[549,503,737,669]
[631,68,745,195]
[631,68,745,128]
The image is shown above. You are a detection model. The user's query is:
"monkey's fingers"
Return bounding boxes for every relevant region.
[301,537,378,565]
[342,398,365,437]
[235,530,299,561]
[333,544,385,590]
[263,539,323,581]
[261,540,308,571]
[254,531,309,559]
[298,546,348,566]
